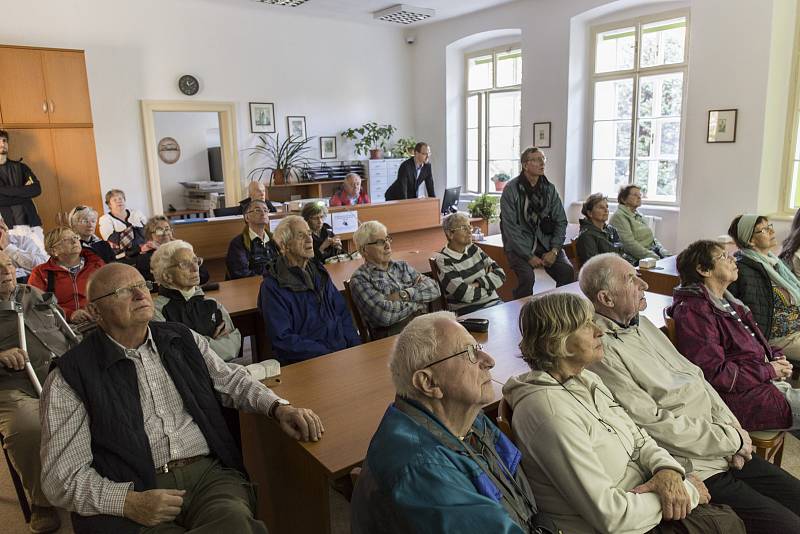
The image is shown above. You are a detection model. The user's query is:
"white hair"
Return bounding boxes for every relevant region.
[345,172,362,183]
[151,239,194,286]
[68,205,99,227]
[442,211,470,236]
[353,220,387,250]
[578,253,622,303]
[389,311,456,399]
[273,215,305,250]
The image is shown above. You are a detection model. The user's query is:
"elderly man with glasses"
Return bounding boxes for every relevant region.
[258,215,360,364]
[351,311,558,534]
[226,199,278,280]
[349,220,440,339]
[151,240,241,362]
[40,262,324,534]
[435,212,505,314]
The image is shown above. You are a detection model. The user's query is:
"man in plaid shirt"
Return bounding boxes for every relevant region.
[349,221,440,339]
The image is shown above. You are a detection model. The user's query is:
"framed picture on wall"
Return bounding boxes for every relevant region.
[707,109,737,143]
[320,136,337,159]
[249,102,275,133]
[533,122,551,148]
[287,116,307,140]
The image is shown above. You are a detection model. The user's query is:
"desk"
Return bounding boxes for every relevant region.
[240,282,672,533]
[638,256,678,296]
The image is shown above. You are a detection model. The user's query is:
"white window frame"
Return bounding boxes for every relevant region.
[780,11,800,217]
[465,43,522,195]
[588,9,690,206]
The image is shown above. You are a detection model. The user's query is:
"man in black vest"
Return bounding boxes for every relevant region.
[39,263,324,533]
[384,142,435,201]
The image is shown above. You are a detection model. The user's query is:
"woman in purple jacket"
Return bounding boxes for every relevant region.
[668,240,800,432]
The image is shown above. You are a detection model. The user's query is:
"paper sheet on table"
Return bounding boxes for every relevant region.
[269,218,281,232]
[331,211,359,234]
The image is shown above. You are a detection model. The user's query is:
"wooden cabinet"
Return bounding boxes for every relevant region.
[0,46,92,126]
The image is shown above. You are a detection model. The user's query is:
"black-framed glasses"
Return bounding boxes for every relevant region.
[171,257,203,270]
[93,280,153,302]
[753,224,774,235]
[422,344,483,369]
[366,236,393,247]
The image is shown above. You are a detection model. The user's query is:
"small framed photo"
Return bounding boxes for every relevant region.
[533,122,551,148]
[707,109,737,143]
[320,136,337,159]
[287,116,307,140]
[249,102,275,133]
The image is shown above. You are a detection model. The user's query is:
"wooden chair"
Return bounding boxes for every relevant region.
[343,279,372,343]
[0,431,31,523]
[750,430,786,467]
[428,257,450,311]
[496,398,516,444]
[564,240,581,272]
[662,309,678,346]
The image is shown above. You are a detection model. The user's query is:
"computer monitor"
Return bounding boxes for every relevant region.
[441,186,461,214]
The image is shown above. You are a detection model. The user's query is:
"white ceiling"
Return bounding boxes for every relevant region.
[240,0,519,27]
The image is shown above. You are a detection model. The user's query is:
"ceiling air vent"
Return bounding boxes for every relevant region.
[255,0,309,6]
[374,4,435,25]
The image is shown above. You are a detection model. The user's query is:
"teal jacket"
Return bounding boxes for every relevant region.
[500,175,567,260]
[351,398,543,534]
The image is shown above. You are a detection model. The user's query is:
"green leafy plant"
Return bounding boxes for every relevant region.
[491,172,511,183]
[247,134,316,185]
[467,193,500,221]
[393,137,417,158]
[341,122,397,157]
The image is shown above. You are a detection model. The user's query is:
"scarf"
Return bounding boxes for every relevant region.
[518,175,548,229]
[739,248,800,305]
[159,286,222,337]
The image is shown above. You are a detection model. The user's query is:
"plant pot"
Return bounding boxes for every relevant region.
[494,180,507,192]
[272,168,286,185]
[369,148,382,160]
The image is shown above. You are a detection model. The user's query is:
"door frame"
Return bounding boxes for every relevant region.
[140,100,241,215]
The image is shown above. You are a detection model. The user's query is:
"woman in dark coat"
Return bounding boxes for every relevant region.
[574,193,633,266]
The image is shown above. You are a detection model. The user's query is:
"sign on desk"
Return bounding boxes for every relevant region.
[332,211,359,234]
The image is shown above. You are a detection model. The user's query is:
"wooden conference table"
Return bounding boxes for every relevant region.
[240,282,673,534]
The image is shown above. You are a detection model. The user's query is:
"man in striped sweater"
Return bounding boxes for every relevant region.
[435,213,506,315]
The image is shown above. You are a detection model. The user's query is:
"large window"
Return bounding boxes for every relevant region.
[466,46,522,194]
[590,14,688,204]
[784,40,800,212]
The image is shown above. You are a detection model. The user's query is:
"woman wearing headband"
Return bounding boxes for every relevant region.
[68,205,115,264]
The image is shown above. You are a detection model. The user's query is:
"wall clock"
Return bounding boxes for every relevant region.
[178,74,200,96]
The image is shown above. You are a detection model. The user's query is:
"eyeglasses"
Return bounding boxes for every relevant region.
[366,236,393,247]
[93,280,154,302]
[153,227,173,236]
[246,208,270,215]
[451,225,472,233]
[753,224,774,235]
[526,156,547,164]
[422,344,483,369]
[712,250,733,262]
[171,257,203,270]
[57,236,80,246]
[75,218,97,225]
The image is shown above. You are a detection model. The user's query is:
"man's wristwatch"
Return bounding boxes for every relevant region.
[268,398,291,419]
[399,289,410,302]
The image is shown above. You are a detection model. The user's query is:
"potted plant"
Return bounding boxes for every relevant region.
[247,133,316,185]
[393,137,417,158]
[341,122,397,159]
[491,172,511,192]
[467,193,500,222]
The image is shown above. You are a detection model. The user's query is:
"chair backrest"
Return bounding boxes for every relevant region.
[662,308,677,346]
[214,205,243,217]
[343,279,371,343]
[496,398,516,444]
[428,257,450,311]
[564,240,581,272]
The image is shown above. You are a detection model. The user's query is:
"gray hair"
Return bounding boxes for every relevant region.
[353,220,387,250]
[518,292,595,372]
[273,215,305,249]
[390,311,457,399]
[151,239,194,286]
[579,253,622,303]
[345,172,362,183]
[68,205,99,227]
[442,211,470,236]
[520,146,542,165]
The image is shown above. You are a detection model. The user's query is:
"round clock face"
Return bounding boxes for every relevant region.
[158,137,181,164]
[178,74,199,96]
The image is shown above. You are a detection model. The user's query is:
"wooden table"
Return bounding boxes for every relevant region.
[240,282,672,534]
[638,255,679,296]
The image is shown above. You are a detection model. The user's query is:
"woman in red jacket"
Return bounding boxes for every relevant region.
[668,239,799,431]
[28,227,105,323]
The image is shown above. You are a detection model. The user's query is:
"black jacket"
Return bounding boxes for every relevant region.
[727,252,774,339]
[384,157,435,201]
[0,159,42,227]
[574,219,632,265]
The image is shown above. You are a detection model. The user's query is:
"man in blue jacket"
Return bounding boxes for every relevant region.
[258,215,360,364]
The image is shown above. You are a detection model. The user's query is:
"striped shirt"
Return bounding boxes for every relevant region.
[435,244,505,314]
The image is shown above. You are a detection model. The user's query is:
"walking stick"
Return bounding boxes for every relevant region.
[14,300,42,396]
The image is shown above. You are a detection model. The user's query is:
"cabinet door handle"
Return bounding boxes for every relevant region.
[48,100,55,113]
[42,101,48,113]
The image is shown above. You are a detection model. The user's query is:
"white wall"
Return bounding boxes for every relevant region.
[154,111,220,209]
[412,0,796,251]
[0,0,414,216]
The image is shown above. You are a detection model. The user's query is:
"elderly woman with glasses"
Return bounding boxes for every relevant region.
[135,216,209,286]
[28,227,105,322]
[68,205,116,264]
[301,201,341,262]
[727,214,800,362]
[349,220,440,339]
[503,292,717,534]
[668,239,800,432]
[151,240,241,362]
[352,311,558,534]
[610,185,669,262]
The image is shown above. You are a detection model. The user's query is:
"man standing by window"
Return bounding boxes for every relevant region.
[500,147,574,298]
[385,143,435,201]
[0,130,44,248]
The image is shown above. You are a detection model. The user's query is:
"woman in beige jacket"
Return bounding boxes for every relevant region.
[503,292,711,534]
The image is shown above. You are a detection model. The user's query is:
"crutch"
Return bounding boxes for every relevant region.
[13,300,41,396]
